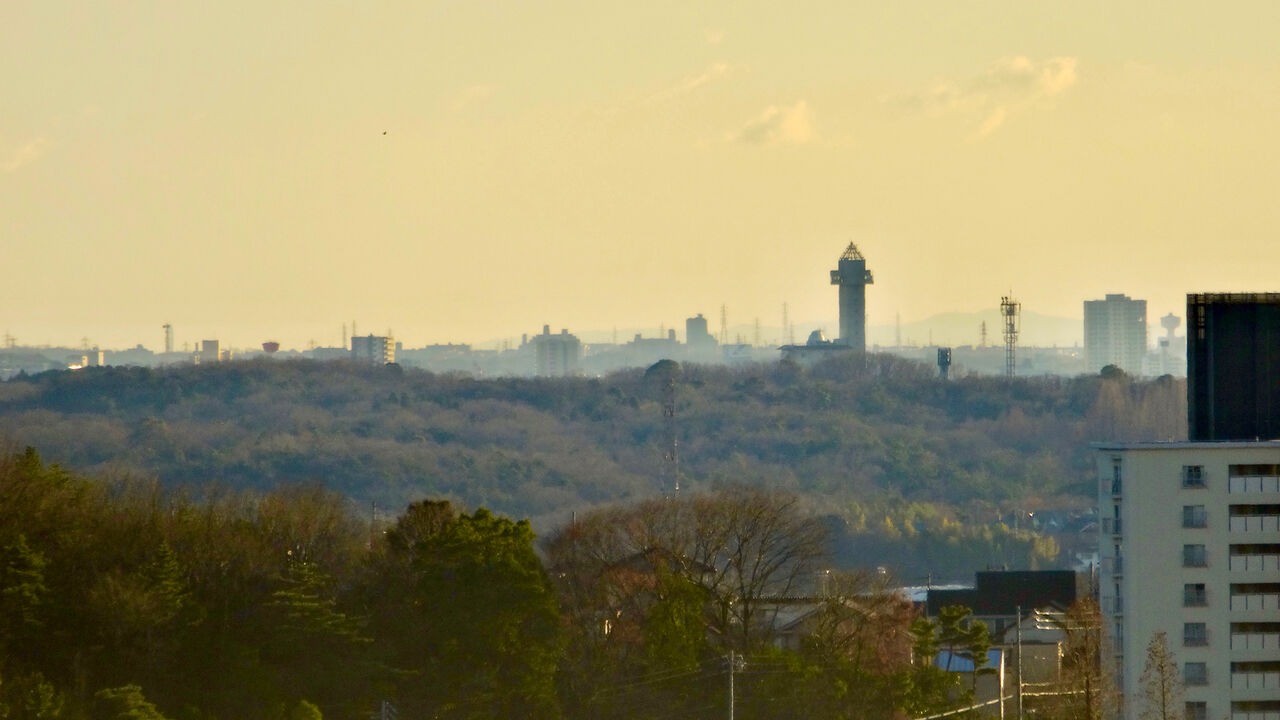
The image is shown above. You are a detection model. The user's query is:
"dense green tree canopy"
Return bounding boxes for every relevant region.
[0,357,1181,578]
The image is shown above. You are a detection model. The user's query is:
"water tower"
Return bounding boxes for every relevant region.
[829,243,873,351]
[262,341,280,355]
[1161,313,1181,342]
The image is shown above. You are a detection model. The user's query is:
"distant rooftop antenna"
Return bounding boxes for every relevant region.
[1000,296,1021,377]
[753,317,761,347]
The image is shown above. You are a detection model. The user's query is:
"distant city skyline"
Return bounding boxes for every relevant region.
[5,3,1276,352]
[0,304,1153,354]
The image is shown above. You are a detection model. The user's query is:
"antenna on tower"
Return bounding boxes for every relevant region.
[1000,295,1021,377]
[719,305,728,345]
[162,323,173,354]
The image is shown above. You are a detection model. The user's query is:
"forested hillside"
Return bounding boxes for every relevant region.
[0,355,1184,578]
[0,451,1101,720]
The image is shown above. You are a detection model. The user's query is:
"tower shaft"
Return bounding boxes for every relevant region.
[830,243,874,351]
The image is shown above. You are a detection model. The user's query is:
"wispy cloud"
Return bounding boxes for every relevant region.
[449,84,496,112]
[730,101,815,145]
[1,137,49,173]
[645,62,732,105]
[894,56,1078,138]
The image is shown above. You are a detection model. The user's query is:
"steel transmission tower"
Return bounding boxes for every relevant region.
[1001,296,1021,377]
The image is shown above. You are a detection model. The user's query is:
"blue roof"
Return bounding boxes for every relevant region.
[934,649,1003,673]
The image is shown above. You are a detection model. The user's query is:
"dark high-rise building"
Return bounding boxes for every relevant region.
[685,313,717,353]
[1188,293,1280,441]
[829,243,873,351]
[352,334,395,365]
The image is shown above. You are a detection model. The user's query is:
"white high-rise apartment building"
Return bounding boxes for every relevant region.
[1085,293,1148,375]
[1097,442,1280,720]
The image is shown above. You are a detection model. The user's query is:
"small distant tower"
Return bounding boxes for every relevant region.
[1161,313,1181,343]
[937,347,952,380]
[162,324,174,354]
[1000,296,1021,377]
[719,305,729,345]
[830,243,874,351]
[980,321,988,348]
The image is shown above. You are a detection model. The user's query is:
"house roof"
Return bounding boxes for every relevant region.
[935,649,1004,673]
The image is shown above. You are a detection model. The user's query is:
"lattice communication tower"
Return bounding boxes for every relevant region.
[1000,296,1021,377]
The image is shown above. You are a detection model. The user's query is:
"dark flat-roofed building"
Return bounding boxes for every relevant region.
[926,569,1083,634]
[1188,293,1280,441]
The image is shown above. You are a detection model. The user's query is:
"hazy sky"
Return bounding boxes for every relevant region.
[5,2,1280,350]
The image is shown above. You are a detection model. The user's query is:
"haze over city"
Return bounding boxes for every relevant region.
[5,2,1280,350]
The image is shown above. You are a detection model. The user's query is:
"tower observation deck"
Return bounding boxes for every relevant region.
[829,243,874,351]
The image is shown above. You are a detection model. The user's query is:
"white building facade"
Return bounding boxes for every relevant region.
[1098,442,1280,720]
[1085,293,1148,375]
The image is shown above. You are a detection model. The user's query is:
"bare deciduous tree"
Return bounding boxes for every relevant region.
[1140,631,1183,720]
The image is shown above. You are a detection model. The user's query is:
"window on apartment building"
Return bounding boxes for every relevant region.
[1184,623,1208,647]
[1112,458,1123,495]
[1183,544,1208,567]
[1185,701,1207,720]
[1184,583,1207,607]
[1184,662,1208,686]
[1183,505,1208,528]
[1183,465,1206,488]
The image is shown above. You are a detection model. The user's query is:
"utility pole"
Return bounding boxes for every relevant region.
[1016,605,1023,720]
[727,650,735,720]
